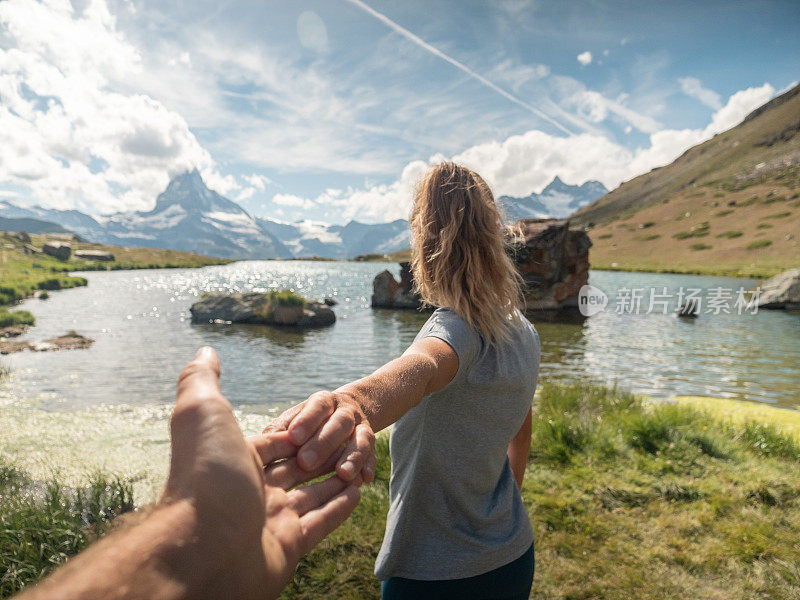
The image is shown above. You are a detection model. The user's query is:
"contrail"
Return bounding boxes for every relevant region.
[343,0,574,136]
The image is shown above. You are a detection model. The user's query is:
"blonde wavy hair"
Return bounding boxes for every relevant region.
[410,162,523,345]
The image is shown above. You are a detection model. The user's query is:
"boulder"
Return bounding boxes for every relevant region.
[371,262,423,309]
[323,297,338,306]
[15,231,31,243]
[42,241,71,260]
[756,268,800,310]
[370,220,592,314]
[74,250,115,262]
[676,299,700,318]
[190,292,335,328]
[508,218,591,312]
[23,243,41,255]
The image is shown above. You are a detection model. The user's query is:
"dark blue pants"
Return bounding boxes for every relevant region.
[381,543,535,600]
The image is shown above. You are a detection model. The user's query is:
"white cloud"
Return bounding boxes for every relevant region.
[244,174,273,190]
[0,0,221,214]
[272,193,316,210]
[577,51,592,66]
[283,83,776,222]
[679,77,722,110]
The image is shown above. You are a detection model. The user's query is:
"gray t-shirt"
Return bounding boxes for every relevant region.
[374,307,541,580]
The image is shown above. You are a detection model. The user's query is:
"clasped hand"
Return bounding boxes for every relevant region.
[250,390,378,491]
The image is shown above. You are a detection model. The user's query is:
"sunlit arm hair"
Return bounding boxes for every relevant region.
[409,162,523,345]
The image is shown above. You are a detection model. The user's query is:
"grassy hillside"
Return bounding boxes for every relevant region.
[0,232,230,312]
[573,83,800,277]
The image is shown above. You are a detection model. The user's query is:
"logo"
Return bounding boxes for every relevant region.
[578,284,608,317]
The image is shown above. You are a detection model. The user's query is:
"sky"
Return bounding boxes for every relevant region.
[0,0,798,225]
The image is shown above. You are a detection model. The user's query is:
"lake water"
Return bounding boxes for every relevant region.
[4,260,800,410]
[2,261,799,500]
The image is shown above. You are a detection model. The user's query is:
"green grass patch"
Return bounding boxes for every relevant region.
[747,240,773,250]
[283,384,800,599]
[639,221,655,229]
[597,233,613,240]
[0,310,35,328]
[673,222,710,239]
[689,243,712,251]
[761,211,792,220]
[714,209,734,217]
[267,289,306,307]
[757,223,774,229]
[715,230,743,239]
[0,464,134,597]
[761,195,787,204]
[636,234,661,241]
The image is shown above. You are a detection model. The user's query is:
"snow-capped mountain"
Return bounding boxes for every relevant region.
[497,176,608,221]
[0,170,411,260]
[97,170,291,259]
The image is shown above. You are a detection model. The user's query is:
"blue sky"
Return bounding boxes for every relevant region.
[0,0,798,224]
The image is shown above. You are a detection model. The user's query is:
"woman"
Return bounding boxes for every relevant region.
[259,162,540,600]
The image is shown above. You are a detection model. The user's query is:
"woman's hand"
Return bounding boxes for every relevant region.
[252,391,377,485]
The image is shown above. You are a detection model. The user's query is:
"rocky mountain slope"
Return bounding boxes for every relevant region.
[572,83,800,277]
[498,177,608,221]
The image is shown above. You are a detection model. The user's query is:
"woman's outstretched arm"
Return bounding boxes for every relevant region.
[253,337,458,484]
[507,408,532,489]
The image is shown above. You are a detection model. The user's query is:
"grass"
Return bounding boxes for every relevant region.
[5,384,800,599]
[0,232,230,313]
[747,240,773,250]
[689,243,712,251]
[267,289,306,307]
[0,309,35,328]
[586,179,799,277]
[0,464,134,597]
[280,384,800,599]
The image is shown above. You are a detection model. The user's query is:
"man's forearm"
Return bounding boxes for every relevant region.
[20,501,220,600]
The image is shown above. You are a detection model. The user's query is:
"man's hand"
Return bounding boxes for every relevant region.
[20,347,361,600]
[252,391,377,486]
[163,347,362,599]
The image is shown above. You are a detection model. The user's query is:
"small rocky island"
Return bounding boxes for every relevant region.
[190,290,335,328]
[0,331,94,355]
[372,218,591,315]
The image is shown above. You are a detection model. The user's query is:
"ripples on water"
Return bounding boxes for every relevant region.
[3,261,798,500]
[3,261,799,410]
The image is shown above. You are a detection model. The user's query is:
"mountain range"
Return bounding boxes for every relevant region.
[0,170,605,260]
[498,177,608,221]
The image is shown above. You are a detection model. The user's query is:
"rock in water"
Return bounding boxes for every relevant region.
[676,299,700,318]
[42,241,71,260]
[371,262,422,309]
[756,268,800,310]
[509,218,591,313]
[189,292,335,328]
[0,331,94,354]
[370,220,591,314]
